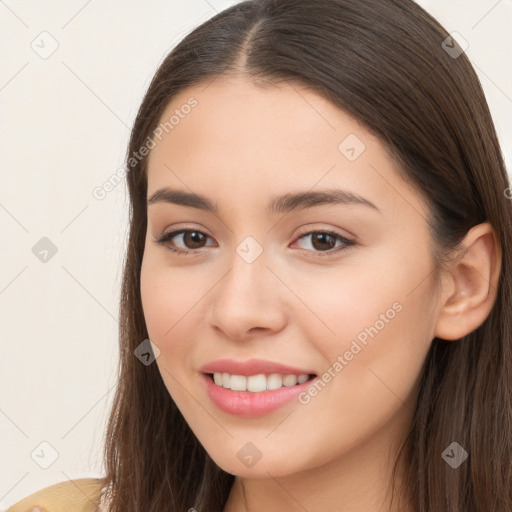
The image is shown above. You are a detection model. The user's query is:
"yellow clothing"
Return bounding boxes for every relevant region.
[6,478,108,512]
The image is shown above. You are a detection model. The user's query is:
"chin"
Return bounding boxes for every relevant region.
[206,448,303,479]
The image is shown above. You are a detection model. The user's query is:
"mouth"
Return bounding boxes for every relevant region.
[201,371,318,417]
[206,372,317,392]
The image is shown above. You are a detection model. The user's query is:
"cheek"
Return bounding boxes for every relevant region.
[140,264,170,339]
[288,264,406,350]
[297,244,435,385]
[140,255,196,341]
[283,270,434,466]
[140,263,192,399]
[140,257,207,388]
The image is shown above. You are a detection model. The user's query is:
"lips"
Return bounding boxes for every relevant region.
[199,358,316,376]
[199,358,318,416]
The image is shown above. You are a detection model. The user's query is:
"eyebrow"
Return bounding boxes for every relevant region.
[147,187,380,214]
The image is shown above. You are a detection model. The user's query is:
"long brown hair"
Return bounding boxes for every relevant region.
[98,1,512,510]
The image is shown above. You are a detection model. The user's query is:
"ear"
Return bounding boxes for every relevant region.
[434,222,501,341]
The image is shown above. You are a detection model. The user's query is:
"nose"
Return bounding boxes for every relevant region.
[209,249,287,342]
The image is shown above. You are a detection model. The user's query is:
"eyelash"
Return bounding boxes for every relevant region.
[153,227,356,258]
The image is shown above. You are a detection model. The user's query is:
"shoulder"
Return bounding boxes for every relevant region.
[6,477,106,512]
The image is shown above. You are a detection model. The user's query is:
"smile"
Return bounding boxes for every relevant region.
[211,372,311,392]
[201,372,318,417]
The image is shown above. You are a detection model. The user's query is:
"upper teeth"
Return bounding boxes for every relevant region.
[212,372,310,392]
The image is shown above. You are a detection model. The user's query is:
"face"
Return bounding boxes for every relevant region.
[140,76,441,479]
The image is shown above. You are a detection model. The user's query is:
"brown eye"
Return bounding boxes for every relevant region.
[310,233,337,251]
[155,229,214,254]
[294,231,354,257]
[181,231,208,249]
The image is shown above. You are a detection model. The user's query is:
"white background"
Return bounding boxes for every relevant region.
[1,0,511,508]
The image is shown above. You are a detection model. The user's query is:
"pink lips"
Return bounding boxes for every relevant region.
[199,358,317,417]
[199,358,315,376]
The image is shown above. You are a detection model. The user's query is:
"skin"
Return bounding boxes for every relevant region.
[140,76,501,512]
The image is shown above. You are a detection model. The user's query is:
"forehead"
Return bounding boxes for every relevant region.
[145,76,429,223]
[148,76,368,169]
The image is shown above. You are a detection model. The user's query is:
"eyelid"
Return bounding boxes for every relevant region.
[155,222,354,240]
[154,223,356,257]
[152,224,211,246]
[293,223,355,240]
[152,223,213,243]
[291,227,355,258]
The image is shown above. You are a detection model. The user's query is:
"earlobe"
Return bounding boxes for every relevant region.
[434,222,501,341]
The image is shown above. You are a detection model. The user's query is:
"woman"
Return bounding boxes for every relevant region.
[9,0,511,511]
